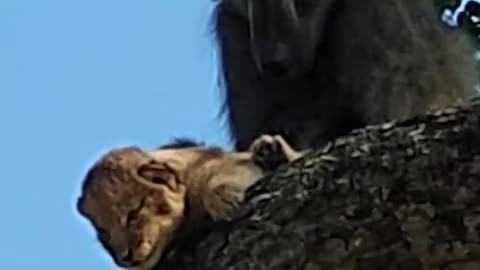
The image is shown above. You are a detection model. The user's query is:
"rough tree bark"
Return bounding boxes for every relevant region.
[156,104,480,270]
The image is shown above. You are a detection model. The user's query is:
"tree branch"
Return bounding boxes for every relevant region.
[156,104,480,270]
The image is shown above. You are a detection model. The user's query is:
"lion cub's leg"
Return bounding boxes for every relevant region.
[204,134,303,221]
[204,178,249,221]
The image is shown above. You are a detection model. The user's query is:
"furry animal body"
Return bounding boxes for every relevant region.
[76,134,302,270]
[213,0,478,150]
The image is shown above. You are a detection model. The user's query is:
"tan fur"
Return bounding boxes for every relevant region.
[77,134,302,270]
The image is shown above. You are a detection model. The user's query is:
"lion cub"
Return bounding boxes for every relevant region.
[76,134,303,270]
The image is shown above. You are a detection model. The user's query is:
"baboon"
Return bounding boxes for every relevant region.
[213,0,478,151]
[77,134,303,270]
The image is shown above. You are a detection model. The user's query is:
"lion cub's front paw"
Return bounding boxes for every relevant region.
[250,134,290,171]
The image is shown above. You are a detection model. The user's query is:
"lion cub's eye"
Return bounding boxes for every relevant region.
[126,209,139,225]
[126,198,145,225]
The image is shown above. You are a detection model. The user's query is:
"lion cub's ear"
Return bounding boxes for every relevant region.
[136,160,179,191]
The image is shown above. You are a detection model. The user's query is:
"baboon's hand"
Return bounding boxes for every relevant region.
[249,134,293,171]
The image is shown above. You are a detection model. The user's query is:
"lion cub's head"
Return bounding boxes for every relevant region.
[76,147,186,270]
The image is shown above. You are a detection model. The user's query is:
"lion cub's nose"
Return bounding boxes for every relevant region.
[118,249,141,267]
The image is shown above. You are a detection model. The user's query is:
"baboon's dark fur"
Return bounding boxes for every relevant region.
[213,0,478,151]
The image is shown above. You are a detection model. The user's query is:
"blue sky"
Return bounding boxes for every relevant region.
[0,0,229,269]
[0,1,472,269]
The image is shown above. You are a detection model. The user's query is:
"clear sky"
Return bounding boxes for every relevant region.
[0,0,230,269]
[1,1,473,269]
